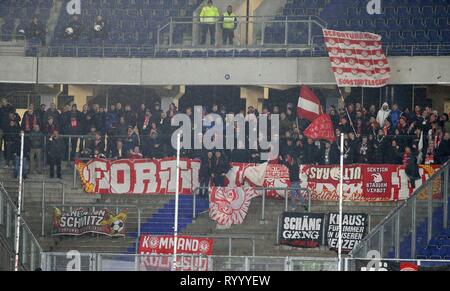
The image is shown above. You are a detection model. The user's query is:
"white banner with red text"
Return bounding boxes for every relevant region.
[138,235,214,271]
[225,163,439,202]
[75,158,200,195]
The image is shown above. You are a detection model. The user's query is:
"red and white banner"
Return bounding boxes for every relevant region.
[138,235,214,271]
[225,163,439,202]
[297,86,323,121]
[299,164,439,202]
[138,235,214,255]
[209,187,260,227]
[225,163,289,198]
[304,114,337,143]
[75,158,200,195]
[323,29,390,88]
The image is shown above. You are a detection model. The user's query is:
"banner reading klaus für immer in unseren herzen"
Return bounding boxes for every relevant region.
[327,213,368,253]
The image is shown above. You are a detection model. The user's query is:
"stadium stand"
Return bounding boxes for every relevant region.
[1,1,450,272]
[1,0,450,57]
[277,0,450,50]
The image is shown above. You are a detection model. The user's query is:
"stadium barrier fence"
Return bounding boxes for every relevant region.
[0,183,42,271]
[350,161,449,259]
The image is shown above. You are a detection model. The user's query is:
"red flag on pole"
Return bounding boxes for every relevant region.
[297,86,323,121]
[304,114,336,143]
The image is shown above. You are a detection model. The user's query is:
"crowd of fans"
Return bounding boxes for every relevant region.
[0,96,448,181]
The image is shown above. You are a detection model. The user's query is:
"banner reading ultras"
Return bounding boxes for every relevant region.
[75,158,200,195]
[323,29,391,88]
[300,164,439,202]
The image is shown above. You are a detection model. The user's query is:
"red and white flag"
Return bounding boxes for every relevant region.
[297,85,323,121]
[304,114,336,143]
[209,187,260,228]
[323,29,391,88]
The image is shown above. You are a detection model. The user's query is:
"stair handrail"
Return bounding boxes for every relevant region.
[349,160,450,259]
[0,182,43,270]
[192,186,312,223]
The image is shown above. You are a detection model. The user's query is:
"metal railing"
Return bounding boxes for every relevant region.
[344,257,450,271]
[40,252,338,271]
[2,34,450,58]
[0,184,42,271]
[192,186,312,222]
[156,15,327,49]
[350,161,449,259]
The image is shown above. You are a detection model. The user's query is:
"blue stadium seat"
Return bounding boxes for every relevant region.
[61,46,75,57]
[89,47,103,57]
[191,50,206,58]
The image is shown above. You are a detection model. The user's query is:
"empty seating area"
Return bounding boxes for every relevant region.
[2,0,450,57]
[277,0,450,48]
[0,0,52,41]
[417,229,450,260]
[48,0,202,57]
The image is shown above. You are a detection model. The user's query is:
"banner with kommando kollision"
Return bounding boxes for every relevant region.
[75,158,200,195]
[138,235,214,271]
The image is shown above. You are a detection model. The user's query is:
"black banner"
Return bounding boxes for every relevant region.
[327,213,368,253]
[279,212,325,248]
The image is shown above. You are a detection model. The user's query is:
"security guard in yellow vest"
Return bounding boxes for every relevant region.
[222,5,237,45]
[199,0,220,45]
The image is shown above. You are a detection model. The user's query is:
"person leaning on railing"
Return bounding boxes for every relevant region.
[436,132,450,165]
[27,15,46,46]
[222,5,237,46]
[281,154,307,212]
[3,120,20,169]
[47,130,65,179]
[199,0,220,45]
[28,124,44,175]
[91,15,108,41]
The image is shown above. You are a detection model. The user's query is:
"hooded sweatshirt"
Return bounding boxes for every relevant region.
[377,103,391,128]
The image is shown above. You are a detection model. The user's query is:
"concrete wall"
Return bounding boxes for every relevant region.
[1,56,450,86]
[428,86,450,114]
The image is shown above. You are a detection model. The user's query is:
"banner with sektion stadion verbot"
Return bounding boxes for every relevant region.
[299,164,439,202]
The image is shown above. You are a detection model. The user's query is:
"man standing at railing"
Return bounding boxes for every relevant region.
[222,5,237,46]
[47,131,64,179]
[27,16,46,46]
[283,154,307,212]
[199,0,220,45]
[28,124,44,175]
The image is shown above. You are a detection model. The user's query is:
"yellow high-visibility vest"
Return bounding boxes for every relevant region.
[223,12,236,30]
[200,5,220,24]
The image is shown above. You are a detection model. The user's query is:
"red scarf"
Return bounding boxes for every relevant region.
[25,113,37,131]
[434,134,441,148]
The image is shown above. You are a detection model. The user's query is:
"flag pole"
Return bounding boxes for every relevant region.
[336,86,357,136]
[14,131,25,271]
[338,133,344,271]
[172,132,181,271]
